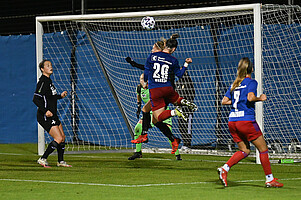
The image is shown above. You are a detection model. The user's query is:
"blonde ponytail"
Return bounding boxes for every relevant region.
[231,57,251,92]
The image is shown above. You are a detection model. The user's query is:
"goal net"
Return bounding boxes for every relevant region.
[36,4,301,159]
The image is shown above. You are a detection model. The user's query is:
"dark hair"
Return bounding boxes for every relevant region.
[165,33,179,49]
[39,59,50,72]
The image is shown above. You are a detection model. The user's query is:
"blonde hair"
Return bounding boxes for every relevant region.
[231,57,252,92]
[159,33,180,50]
[155,40,165,50]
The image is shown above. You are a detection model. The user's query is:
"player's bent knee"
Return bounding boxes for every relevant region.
[242,149,251,155]
[54,136,64,144]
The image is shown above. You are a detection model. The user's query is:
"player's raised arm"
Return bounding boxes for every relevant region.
[125,57,145,70]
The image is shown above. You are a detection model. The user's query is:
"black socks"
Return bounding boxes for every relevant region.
[142,111,151,135]
[57,142,65,162]
[41,140,58,159]
[41,140,65,162]
[155,122,175,142]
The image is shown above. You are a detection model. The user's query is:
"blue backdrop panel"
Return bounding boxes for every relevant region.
[262,24,301,143]
[43,32,73,143]
[0,35,37,143]
[1,23,300,146]
[74,31,130,146]
[217,24,255,143]
[93,26,217,147]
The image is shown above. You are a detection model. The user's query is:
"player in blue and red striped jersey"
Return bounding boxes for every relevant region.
[131,33,197,154]
[218,57,283,188]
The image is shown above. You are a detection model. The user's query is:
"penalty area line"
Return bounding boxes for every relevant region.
[1,178,300,188]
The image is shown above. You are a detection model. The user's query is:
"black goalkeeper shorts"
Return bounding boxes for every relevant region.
[37,113,61,133]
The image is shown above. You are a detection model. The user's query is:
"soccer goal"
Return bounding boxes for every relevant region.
[36,4,301,160]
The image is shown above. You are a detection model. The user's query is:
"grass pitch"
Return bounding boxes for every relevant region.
[0,143,301,200]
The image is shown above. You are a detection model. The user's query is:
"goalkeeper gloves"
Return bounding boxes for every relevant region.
[137,102,142,119]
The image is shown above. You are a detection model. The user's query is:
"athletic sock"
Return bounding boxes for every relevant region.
[222,164,230,172]
[134,123,142,152]
[142,111,151,133]
[57,142,65,162]
[259,149,272,176]
[155,122,175,142]
[171,110,176,116]
[266,174,274,182]
[41,140,58,159]
[158,110,172,122]
[226,150,248,168]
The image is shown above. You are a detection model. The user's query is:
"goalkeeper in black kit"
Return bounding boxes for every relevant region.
[33,60,72,168]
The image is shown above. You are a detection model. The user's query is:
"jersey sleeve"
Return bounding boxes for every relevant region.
[136,84,141,95]
[130,61,145,70]
[248,80,258,94]
[33,80,48,114]
[143,55,151,82]
[225,86,232,99]
[172,59,186,78]
[56,94,62,99]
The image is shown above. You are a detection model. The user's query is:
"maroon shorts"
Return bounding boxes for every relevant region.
[228,121,263,143]
[149,86,179,111]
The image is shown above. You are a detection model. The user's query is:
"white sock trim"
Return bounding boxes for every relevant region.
[222,164,230,172]
[171,110,176,116]
[266,174,274,182]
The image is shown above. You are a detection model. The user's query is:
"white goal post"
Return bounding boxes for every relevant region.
[36,3,301,161]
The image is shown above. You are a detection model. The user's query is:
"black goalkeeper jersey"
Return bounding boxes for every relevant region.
[33,75,62,116]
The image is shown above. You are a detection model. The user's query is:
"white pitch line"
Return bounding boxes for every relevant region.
[1,178,300,188]
[1,152,299,166]
[0,153,25,156]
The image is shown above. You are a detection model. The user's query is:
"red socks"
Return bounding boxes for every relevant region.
[260,149,272,175]
[158,110,172,122]
[226,151,248,168]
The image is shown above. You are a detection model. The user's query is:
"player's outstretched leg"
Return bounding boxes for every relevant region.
[180,99,198,112]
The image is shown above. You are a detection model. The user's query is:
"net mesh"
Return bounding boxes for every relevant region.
[38,5,301,158]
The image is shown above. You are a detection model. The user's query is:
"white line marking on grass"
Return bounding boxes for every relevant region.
[1,152,299,166]
[1,178,301,188]
[0,153,24,156]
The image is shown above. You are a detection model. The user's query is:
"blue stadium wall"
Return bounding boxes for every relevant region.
[0,35,37,143]
[0,24,300,145]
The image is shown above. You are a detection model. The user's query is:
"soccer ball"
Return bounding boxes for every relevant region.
[141,16,155,30]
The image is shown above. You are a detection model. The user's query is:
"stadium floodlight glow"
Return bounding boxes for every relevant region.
[36,4,301,162]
